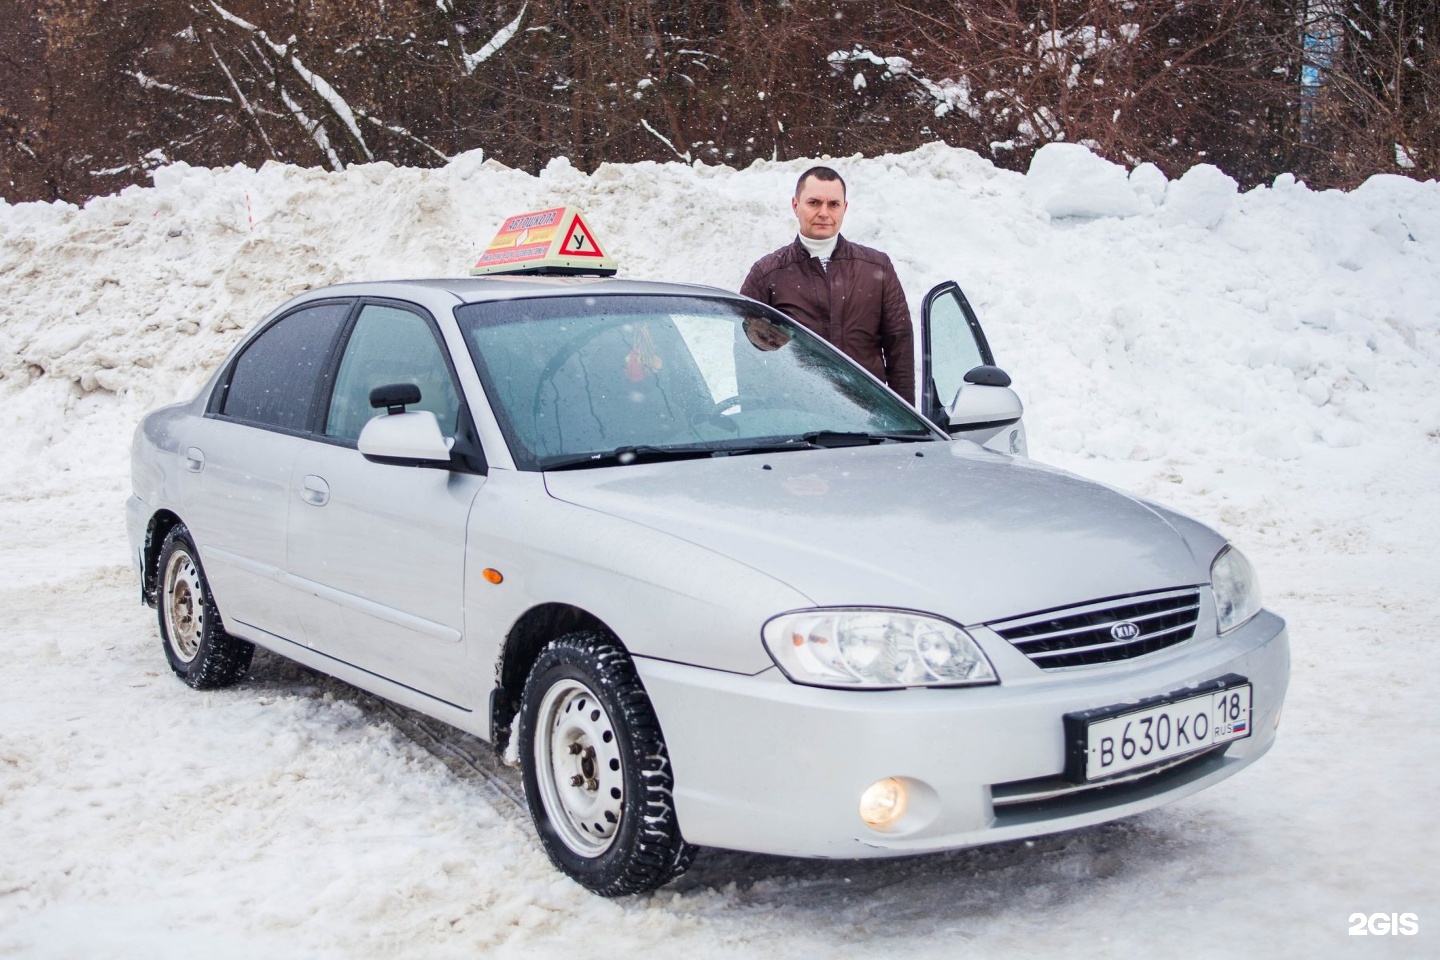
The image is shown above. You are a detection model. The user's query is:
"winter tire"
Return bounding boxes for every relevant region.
[157,525,253,689]
[518,631,695,896]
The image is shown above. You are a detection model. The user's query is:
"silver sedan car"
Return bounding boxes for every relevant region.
[127,274,1289,896]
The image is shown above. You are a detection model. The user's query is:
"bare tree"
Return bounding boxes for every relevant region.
[1299,0,1437,184]
[873,0,1303,184]
[1,0,1429,203]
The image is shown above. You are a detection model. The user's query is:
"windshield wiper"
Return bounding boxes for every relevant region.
[797,430,935,447]
[718,430,936,454]
[541,444,720,471]
[540,431,936,470]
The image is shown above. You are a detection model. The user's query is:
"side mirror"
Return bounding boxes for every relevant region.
[963,364,1012,388]
[358,410,454,465]
[947,381,1023,432]
[370,382,422,414]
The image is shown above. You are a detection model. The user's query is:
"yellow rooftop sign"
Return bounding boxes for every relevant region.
[470,206,617,276]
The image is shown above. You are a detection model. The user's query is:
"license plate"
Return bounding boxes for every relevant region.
[1064,675,1253,782]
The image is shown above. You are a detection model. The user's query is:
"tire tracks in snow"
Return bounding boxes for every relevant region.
[370,698,528,819]
[241,649,528,822]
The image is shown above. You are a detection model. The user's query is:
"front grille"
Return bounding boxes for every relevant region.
[989,587,1202,669]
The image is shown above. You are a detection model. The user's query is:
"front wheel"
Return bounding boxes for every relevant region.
[518,632,694,896]
[156,525,253,689]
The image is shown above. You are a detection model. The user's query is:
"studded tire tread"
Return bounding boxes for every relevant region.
[518,631,695,896]
[156,525,253,690]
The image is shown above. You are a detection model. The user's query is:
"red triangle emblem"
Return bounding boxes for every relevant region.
[561,215,606,258]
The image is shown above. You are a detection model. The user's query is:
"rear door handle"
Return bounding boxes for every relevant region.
[184,447,205,473]
[301,475,330,506]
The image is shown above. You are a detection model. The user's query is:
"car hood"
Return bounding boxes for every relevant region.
[542,442,1220,625]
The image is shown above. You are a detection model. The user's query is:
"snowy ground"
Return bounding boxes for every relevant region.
[1,144,1437,958]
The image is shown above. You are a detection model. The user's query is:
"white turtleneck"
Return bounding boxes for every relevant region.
[798,233,838,271]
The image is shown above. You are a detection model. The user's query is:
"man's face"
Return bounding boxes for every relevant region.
[792,176,847,240]
[743,316,792,352]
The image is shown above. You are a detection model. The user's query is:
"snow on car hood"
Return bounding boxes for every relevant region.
[542,441,1222,625]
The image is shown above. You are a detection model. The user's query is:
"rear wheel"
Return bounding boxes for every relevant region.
[518,631,694,896]
[157,525,253,689]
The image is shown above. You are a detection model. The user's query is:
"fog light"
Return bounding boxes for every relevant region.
[859,777,909,830]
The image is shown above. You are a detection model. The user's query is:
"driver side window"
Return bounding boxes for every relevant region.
[929,290,986,412]
[325,303,462,444]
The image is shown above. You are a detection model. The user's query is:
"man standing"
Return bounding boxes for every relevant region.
[740,166,915,405]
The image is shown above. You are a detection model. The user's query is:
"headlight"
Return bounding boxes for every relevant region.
[762,608,997,689]
[1212,546,1262,634]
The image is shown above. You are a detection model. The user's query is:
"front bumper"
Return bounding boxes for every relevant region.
[635,608,1288,858]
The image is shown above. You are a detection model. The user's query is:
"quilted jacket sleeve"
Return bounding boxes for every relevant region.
[878,255,915,405]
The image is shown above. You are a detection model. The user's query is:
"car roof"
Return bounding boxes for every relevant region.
[289,276,743,306]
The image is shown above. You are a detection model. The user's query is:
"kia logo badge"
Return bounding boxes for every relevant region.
[1110,621,1141,641]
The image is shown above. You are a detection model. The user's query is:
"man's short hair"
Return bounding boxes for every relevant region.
[795,165,846,198]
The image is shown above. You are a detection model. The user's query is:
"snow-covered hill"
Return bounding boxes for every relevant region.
[1,145,1437,958]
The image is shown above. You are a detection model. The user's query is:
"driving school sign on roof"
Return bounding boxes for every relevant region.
[471,206,617,276]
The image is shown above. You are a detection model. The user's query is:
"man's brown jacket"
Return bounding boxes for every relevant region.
[740,235,915,404]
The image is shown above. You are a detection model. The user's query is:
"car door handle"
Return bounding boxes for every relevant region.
[301,475,330,506]
[184,447,205,473]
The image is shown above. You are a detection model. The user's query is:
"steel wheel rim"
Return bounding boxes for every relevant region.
[163,549,204,663]
[534,678,625,857]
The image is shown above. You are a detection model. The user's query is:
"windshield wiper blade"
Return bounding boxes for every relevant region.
[541,430,937,470]
[791,430,936,447]
[703,430,937,457]
[541,444,719,471]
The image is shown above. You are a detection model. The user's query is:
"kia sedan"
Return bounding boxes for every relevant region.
[127,275,1289,896]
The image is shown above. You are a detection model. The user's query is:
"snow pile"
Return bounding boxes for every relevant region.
[1,143,1438,957]
[1024,141,1146,218]
[2,142,1437,496]
[1160,163,1239,229]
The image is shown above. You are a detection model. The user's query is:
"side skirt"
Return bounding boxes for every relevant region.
[227,620,493,742]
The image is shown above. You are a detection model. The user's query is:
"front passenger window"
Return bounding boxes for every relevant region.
[325,304,462,444]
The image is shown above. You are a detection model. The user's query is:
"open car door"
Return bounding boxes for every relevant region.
[919,281,1028,456]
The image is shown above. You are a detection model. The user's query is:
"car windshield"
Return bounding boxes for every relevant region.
[454,294,938,470]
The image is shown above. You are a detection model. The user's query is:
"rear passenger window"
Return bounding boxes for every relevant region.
[222,301,351,431]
